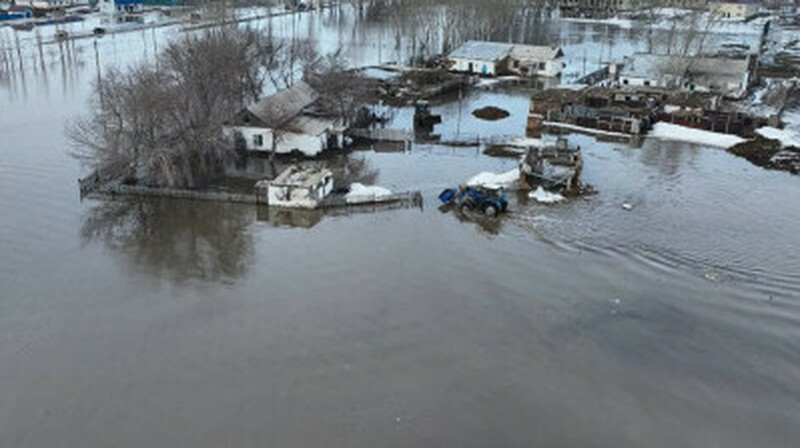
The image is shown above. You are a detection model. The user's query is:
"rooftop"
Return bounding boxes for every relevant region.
[247,81,318,127]
[271,166,332,188]
[509,45,563,61]
[449,41,514,62]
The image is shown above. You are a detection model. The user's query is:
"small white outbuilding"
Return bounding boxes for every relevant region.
[258,166,334,209]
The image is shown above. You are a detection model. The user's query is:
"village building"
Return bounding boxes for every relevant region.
[528,88,658,136]
[99,0,143,15]
[447,41,564,78]
[257,166,334,209]
[447,41,514,77]
[709,0,762,19]
[507,46,565,78]
[223,81,344,157]
[618,53,757,99]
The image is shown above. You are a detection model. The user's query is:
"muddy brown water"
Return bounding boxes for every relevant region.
[2,9,800,447]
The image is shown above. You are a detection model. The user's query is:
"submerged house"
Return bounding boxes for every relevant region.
[447,41,564,77]
[618,53,756,99]
[519,138,583,192]
[256,166,334,209]
[507,45,565,78]
[447,41,513,77]
[223,81,344,157]
[99,0,143,15]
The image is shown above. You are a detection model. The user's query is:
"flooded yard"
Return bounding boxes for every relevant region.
[1,6,800,447]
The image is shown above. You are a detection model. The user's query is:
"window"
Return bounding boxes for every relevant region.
[253,134,263,147]
[538,62,546,70]
[622,79,629,85]
[644,80,650,86]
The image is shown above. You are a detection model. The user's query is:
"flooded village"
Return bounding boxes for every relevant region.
[2,1,800,447]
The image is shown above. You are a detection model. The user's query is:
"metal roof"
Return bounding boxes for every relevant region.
[620,53,750,84]
[247,81,318,127]
[449,41,514,62]
[509,45,563,61]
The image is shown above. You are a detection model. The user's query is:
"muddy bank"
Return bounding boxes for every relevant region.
[728,136,800,174]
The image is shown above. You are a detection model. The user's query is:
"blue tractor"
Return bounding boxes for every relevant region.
[439,186,508,217]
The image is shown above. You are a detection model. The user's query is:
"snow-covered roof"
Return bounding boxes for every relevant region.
[620,53,751,84]
[247,81,318,127]
[449,41,514,62]
[509,45,563,61]
[271,166,332,188]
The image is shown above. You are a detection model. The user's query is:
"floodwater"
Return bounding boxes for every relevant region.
[1,7,800,448]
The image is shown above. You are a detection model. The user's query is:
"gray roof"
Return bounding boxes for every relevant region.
[449,41,514,62]
[509,45,563,61]
[247,81,318,126]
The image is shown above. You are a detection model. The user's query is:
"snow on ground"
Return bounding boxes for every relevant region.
[529,187,565,204]
[782,107,800,132]
[559,16,634,29]
[466,168,519,189]
[756,126,800,148]
[648,122,745,148]
[559,10,768,35]
[346,183,393,204]
[544,121,631,139]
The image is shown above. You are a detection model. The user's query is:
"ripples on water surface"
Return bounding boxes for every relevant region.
[1,9,799,447]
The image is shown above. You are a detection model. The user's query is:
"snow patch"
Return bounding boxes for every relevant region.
[756,126,800,148]
[648,122,745,148]
[544,121,631,138]
[466,168,519,189]
[346,183,393,204]
[529,187,565,204]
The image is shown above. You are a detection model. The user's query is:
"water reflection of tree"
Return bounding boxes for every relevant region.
[639,139,700,178]
[81,198,254,283]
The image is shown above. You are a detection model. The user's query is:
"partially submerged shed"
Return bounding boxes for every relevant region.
[257,166,334,209]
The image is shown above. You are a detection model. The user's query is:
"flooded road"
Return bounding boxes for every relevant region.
[2,8,800,447]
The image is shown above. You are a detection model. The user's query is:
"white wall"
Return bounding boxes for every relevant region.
[449,58,498,76]
[224,126,326,157]
[266,176,333,209]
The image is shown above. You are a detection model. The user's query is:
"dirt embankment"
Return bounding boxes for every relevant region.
[728,136,800,174]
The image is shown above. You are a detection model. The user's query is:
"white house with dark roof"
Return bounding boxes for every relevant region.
[508,45,565,77]
[447,41,564,77]
[618,53,756,99]
[223,81,344,157]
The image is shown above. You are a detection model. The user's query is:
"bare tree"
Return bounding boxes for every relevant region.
[69,27,280,188]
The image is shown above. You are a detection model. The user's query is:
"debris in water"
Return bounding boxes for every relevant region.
[472,106,510,121]
[346,183,393,204]
[529,186,565,204]
[466,168,519,189]
[622,202,633,211]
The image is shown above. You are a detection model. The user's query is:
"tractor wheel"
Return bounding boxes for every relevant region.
[484,204,498,217]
